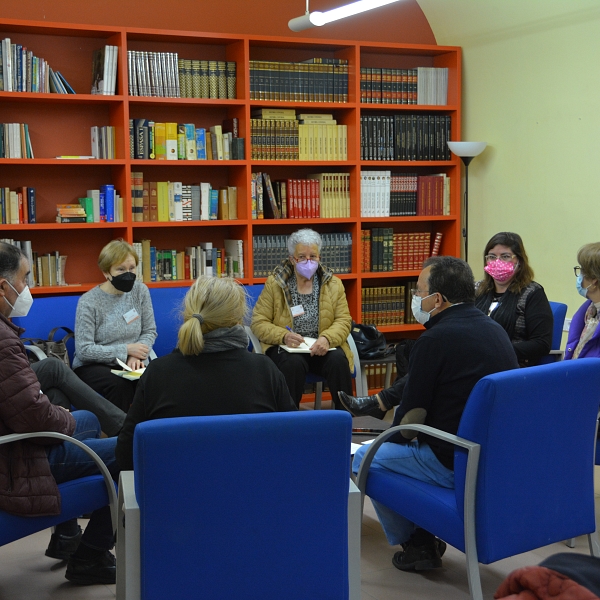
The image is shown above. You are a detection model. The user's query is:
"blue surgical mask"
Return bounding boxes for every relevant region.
[576,274,592,298]
[411,293,436,325]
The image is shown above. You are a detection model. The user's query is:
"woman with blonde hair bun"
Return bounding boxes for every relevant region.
[116,276,296,469]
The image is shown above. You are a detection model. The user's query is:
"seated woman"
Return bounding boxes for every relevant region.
[340,231,553,417]
[116,276,296,469]
[474,231,553,367]
[73,239,157,412]
[251,228,354,409]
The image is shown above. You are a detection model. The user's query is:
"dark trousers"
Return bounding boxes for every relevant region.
[378,374,408,409]
[47,411,118,551]
[74,363,137,412]
[32,358,125,437]
[266,346,353,409]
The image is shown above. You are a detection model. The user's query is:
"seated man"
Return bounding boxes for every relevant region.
[352,256,518,571]
[0,241,119,585]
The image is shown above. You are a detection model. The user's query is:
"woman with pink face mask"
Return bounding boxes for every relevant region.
[475,232,553,367]
[251,228,354,408]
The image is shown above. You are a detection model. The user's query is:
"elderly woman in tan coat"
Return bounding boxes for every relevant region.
[251,228,353,409]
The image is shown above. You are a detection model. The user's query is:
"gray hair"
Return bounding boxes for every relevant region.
[0,242,26,281]
[287,229,322,256]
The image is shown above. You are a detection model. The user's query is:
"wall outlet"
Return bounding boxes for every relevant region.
[563,318,571,332]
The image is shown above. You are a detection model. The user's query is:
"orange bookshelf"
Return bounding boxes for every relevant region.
[0,18,461,336]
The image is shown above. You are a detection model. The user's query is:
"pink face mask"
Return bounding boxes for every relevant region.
[295,259,319,279]
[484,259,516,283]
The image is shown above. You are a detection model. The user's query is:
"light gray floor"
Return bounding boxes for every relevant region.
[0,463,597,599]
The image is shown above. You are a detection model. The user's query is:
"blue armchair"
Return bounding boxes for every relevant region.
[116,411,360,600]
[356,359,600,600]
[538,300,567,364]
[0,432,117,548]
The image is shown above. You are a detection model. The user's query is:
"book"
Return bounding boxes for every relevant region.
[184,123,196,160]
[91,47,106,94]
[280,337,336,353]
[165,122,178,160]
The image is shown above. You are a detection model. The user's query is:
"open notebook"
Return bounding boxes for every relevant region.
[280,337,336,353]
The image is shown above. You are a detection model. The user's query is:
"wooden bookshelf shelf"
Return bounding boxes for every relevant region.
[0,17,461,336]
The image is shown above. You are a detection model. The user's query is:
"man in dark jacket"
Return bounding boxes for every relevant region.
[0,241,118,585]
[352,257,519,572]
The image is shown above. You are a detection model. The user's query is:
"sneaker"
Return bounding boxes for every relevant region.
[45,526,83,560]
[65,550,116,585]
[392,537,443,571]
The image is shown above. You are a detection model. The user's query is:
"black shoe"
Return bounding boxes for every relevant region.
[338,391,383,417]
[65,550,116,585]
[392,537,443,571]
[45,526,83,560]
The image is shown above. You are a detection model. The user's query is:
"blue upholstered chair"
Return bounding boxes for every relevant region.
[0,432,117,548]
[538,300,568,365]
[116,411,360,600]
[356,359,600,600]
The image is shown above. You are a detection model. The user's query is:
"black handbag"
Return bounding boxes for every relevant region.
[350,322,388,360]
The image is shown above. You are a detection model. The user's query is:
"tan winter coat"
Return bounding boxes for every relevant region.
[251,260,353,371]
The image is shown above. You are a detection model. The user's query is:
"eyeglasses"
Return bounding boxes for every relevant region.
[294,255,319,264]
[485,253,516,263]
[410,288,430,297]
[574,266,583,277]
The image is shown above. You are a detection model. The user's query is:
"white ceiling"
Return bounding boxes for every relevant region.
[416,0,600,46]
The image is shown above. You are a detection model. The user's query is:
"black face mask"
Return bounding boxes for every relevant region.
[109,272,136,293]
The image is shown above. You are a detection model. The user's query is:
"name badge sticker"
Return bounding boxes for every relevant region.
[291,304,305,317]
[123,308,140,324]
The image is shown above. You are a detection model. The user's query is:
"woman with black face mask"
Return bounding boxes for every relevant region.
[73,239,157,412]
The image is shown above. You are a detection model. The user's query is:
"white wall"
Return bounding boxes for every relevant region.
[418,1,600,320]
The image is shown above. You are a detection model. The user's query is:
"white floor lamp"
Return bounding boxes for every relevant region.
[447,141,487,263]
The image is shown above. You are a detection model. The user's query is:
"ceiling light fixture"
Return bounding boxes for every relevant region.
[289,0,402,32]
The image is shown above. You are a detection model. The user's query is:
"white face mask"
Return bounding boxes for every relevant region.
[5,281,34,318]
[411,293,436,325]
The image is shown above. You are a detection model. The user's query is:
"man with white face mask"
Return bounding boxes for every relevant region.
[351,256,518,572]
[0,242,120,586]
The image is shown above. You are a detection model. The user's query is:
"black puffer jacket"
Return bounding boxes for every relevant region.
[0,313,75,516]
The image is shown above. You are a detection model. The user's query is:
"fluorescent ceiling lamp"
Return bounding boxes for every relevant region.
[289,0,402,32]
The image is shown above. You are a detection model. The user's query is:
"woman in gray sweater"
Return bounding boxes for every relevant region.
[73,240,157,411]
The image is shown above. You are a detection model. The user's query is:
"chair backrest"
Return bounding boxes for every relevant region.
[454,359,600,563]
[548,301,568,350]
[134,411,352,600]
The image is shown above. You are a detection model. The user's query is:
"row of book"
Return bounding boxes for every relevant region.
[363,361,398,392]
[250,110,348,161]
[360,114,452,162]
[130,173,238,222]
[70,187,124,223]
[360,172,450,217]
[0,38,74,94]
[0,186,36,224]
[1,123,34,159]
[133,239,244,282]
[361,286,407,326]
[91,45,118,95]
[90,125,116,159]
[127,52,237,99]
[252,233,352,278]
[363,281,420,326]
[249,58,349,103]
[130,119,243,161]
[0,239,68,287]
[360,67,448,106]
[361,230,441,273]
[251,172,350,220]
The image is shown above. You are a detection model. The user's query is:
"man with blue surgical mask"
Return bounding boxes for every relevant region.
[349,256,518,573]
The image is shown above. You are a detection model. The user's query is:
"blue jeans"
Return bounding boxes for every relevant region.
[47,411,119,551]
[352,440,454,546]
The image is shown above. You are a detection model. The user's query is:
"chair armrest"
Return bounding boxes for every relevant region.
[24,344,48,361]
[116,471,140,600]
[346,334,366,397]
[0,432,118,535]
[244,326,264,354]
